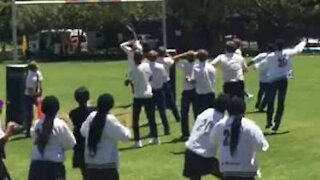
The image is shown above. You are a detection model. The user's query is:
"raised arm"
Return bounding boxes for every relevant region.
[210,54,222,66]
[119,40,135,54]
[247,53,268,67]
[284,38,307,56]
[172,50,195,62]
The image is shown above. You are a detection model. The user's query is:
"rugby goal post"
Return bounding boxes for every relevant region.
[11,0,167,61]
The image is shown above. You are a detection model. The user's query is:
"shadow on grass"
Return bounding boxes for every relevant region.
[115,103,132,109]
[162,137,185,145]
[114,112,130,117]
[264,130,290,136]
[246,110,266,114]
[10,135,28,142]
[171,151,185,155]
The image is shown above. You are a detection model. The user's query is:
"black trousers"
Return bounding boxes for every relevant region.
[180,89,196,137]
[255,82,269,110]
[86,168,119,180]
[266,78,288,130]
[28,161,65,180]
[223,81,245,100]
[0,160,10,180]
[223,176,255,180]
[163,82,181,121]
[24,95,35,136]
[152,88,170,133]
[132,98,158,141]
[195,93,215,116]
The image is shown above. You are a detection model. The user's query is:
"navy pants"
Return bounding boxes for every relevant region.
[24,95,35,136]
[163,82,180,122]
[195,93,215,116]
[180,89,196,137]
[223,177,255,180]
[86,168,119,180]
[132,98,158,141]
[223,81,245,100]
[152,88,170,133]
[266,78,288,130]
[28,161,65,180]
[255,82,269,110]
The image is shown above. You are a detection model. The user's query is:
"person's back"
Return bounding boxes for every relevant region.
[128,62,153,98]
[214,53,245,82]
[192,62,216,94]
[149,62,168,90]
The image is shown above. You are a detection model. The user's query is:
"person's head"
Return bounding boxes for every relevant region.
[28,60,38,72]
[88,93,114,157]
[275,39,285,51]
[158,46,167,57]
[133,50,143,65]
[233,38,242,49]
[225,41,236,53]
[266,43,275,53]
[227,97,246,157]
[147,50,158,62]
[196,49,208,62]
[74,87,89,107]
[186,50,196,63]
[213,94,229,114]
[36,95,60,156]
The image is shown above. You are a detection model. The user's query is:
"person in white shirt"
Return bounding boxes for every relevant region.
[211,41,247,100]
[210,97,269,180]
[183,94,229,180]
[28,96,76,180]
[253,38,307,133]
[248,44,274,111]
[157,47,181,122]
[148,50,171,135]
[81,94,131,180]
[188,49,216,116]
[24,61,43,138]
[233,39,254,100]
[172,51,197,140]
[125,51,159,148]
[119,39,143,68]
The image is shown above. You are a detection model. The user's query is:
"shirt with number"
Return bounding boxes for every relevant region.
[149,62,168,90]
[191,61,216,94]
[81,112,131,169]
[258,41,306,82]
[156,57,174,82]
[119,40,143,68]
[31,118,76,163]
[128,62,153,98]
[211,53,246,82]
[177,60,195,91]
[185,108,225,158]
[25,70,43,96]
[210,117,269,176]
[252,52,270,83]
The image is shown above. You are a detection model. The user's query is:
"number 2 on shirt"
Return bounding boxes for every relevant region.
[277,57,288,67]
[196,119,214,134]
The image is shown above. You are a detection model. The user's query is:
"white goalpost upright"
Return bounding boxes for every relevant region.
[11,0,167,61]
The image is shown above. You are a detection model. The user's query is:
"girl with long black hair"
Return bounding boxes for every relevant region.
[28,96,76,180]
[81,93,131,180]
[210,97,269,180]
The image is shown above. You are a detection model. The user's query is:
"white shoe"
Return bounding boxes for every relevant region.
[131,140,143,148]
[148,137,160,145]
[247,93,254,99]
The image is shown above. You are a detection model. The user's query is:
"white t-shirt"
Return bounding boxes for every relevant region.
[128,62,153,98]
[177,60,195,91]
[235,49,243,56]
[186,108,226,158]
[210,117,269,176]
[119,40,143,68]
[211,53,246,82]
[25,70,43,96]
[149,62,168,90]
[31,118,76,162]
[156,57,174,82]
[81,112,131,168]
[252,52,269,83]
[258,41,306,82]
[191,61,216,94]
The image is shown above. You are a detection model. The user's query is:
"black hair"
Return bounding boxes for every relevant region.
[275,39,284,51]
[158,46,167,57]
[36,96,60,156]
[197,49,208,62]
[227,97,246,157]
[213,94,229,113]
[88,93,114,157]
[266,43,275,52]
[28,61,38,72]
[74,87,89,106]
[226,41,236,53]
[147,50,158,62]
[133,51,143,65]
[233,38,242,49]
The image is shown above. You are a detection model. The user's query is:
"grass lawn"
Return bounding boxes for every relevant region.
[0,56,319,180]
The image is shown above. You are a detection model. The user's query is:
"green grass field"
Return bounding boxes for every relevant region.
[0,56,319,180]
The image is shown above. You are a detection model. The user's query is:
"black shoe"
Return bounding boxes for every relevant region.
[164,129,171,135]
[178,135,189,141]
[265,123,273,129]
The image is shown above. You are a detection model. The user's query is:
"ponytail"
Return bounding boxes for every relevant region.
[230,114,242,157]
[88,112,106,157]
[87,93,114,157]
[35,96,59,156]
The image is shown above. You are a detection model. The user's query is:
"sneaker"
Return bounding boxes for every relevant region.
[131,141,143,148]
[247,93,254,99]
[265,123,273,129]
[270,129,277,134]
[149,137,160,145]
